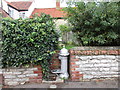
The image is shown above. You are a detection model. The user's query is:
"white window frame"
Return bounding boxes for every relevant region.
[19,12,25,19]
[9,9,14,17]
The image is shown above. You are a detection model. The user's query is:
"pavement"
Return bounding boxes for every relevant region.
[7,79,119,89]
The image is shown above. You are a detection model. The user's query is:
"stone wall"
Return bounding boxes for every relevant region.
[1,47,120,87]
[0,51,61,87]
[69,47,120,81]
[2,65,42,86]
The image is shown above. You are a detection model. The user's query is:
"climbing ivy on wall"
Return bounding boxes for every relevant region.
[2,13,59,80]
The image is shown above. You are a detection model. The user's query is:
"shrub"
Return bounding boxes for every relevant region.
[2,13,59,79]
[63,2,119,46]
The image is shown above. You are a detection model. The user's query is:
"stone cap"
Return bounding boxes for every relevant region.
[59,47,69,56]
[70,46,120,50]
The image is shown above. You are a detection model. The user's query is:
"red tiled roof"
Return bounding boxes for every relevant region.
[7,1,32,10]
[30,8,66,18]
[0,7,11,18]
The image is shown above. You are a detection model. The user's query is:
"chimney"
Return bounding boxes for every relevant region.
[56,0,60,9]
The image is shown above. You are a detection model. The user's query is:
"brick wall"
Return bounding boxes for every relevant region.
[69,47,120,81]
[2,47,119,86]
[2,65,42,86]
[50,51,60,70]
[1,51,61,87]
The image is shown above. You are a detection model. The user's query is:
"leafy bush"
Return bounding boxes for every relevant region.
[2,13,59,79]
[63,2,120,46]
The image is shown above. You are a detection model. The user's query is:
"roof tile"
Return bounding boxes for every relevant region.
[8,1,32,10]
[30,8,66,18]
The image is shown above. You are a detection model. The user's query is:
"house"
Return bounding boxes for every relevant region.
[0,7,11,18]
[0,0,10,18]
[30,7,67,27]
[30,0,67,29]
[30,0,69,43]
[30,0,66,18]
[30,8,66,18]
[1,0,35,19]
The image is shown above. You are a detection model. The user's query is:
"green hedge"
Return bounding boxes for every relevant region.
[2,14,59,70]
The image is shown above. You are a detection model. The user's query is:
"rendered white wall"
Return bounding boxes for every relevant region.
[26,1,35,18]
[8,6,19,19]
[1,0,9,13]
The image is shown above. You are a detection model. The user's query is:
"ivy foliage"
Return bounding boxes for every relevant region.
[2,13,59,79]
[63,2,120,46]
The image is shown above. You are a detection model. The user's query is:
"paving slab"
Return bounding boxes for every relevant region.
[8,80,119,88]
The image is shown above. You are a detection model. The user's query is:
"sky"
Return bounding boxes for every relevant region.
[34,0,68,8]
[4,0,68,8]
[2,0,119,8]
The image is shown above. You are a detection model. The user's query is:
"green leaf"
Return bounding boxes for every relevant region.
[11,44,17,48]
[30,38,34,42]
[2,13,59,80]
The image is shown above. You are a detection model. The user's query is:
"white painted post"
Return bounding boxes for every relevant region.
[59,47,69,79]
[51,46,69,79]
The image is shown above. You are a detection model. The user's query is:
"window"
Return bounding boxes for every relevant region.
[19,12,25,19]
[9,9,14,17]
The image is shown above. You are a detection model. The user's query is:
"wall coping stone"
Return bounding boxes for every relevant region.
[69,47,120,55]
[70,46,120,50]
